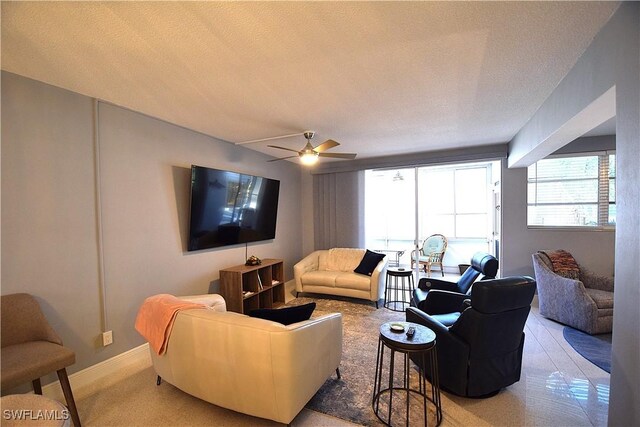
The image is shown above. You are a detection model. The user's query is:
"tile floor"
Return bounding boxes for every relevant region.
[79,287,610,426]
[293,296,610,427]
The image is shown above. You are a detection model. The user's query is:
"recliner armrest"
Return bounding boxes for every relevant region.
[406,307,449,335]
[418,277,459,292]
[416,290,469,315]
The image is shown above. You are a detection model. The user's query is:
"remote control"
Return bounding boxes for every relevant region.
[406,326,416,338]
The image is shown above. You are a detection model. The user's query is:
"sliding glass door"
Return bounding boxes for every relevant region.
[417,164,494,272]
[365,161,500,275]
[364,168,416,267]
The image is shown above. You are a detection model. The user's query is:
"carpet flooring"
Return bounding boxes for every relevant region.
[290,295,439,426]
[562,326,612,373]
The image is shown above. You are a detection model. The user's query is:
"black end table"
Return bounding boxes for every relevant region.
[384,268,415,312]
[372,321,442,426]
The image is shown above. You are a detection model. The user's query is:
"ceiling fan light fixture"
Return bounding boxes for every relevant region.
[299,151,319,165]
[267,130,356,164]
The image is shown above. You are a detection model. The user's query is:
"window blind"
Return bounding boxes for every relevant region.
[527,152,615,227]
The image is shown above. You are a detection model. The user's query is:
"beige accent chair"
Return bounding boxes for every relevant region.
[148,294,342,425]
[1,293,81,427]
[293,248,388,307]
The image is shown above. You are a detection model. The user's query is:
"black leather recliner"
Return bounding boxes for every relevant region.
[412,252,498,323]
[406,276,536,398]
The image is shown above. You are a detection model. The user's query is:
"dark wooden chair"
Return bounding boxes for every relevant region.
[1,293,81,426]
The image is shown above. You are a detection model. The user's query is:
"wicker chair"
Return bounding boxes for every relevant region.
[532,252,614,335]
[412,234,447,277]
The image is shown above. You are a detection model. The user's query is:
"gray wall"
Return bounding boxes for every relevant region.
[501,136,616,278]
[508,4,639,424]
[1,72,303,381]
[500,162,615,278]
[2,71,102,361]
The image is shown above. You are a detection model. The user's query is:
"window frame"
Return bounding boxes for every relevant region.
[418,164,492,239]
[527,150,616,231]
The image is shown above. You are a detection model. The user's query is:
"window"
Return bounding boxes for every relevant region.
[418,166,490,238]
[527,152,615,228]
[364,161,499,268]
[364,168,416,250]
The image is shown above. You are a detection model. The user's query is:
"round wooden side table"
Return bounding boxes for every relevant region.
[384,268,415,312]
[372,321,442,426]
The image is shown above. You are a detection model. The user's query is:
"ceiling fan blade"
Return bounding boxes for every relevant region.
[267,144,301,153]
[313,139,340,153]
[267,155,298,162]
[318,152,357,160]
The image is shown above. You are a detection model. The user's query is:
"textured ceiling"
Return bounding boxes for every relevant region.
[1,2,618,162]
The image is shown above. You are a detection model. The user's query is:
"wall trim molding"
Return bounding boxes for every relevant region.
[43,344,151,401]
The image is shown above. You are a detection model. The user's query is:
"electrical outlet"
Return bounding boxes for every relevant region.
[102,330,113,346]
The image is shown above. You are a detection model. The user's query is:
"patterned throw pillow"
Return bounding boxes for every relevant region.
[538,250,580,280]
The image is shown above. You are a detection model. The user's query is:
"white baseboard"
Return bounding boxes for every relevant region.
[43,343,152,401]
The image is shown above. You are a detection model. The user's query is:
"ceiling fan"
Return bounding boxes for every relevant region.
[267,131,357,165]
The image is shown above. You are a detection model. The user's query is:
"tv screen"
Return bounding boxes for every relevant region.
[188,165,280,251]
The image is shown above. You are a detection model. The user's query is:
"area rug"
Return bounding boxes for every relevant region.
[563,326,612,373]
[289,295,438,426]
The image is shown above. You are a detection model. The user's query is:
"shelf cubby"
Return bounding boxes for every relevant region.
[219,259,286,314]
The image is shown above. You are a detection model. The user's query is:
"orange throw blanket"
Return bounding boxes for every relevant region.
[135,294,205,355]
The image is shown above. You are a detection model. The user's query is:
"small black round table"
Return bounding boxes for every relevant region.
[372,321,442,427]
[384,268,415,312]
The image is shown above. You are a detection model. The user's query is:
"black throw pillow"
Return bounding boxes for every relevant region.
[249,302,316,326]
[354,249,386,276]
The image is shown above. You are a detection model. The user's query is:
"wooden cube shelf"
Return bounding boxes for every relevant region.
[219,259,285,314]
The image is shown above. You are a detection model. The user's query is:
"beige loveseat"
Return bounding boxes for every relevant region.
[294,248,388,307]
[149,294,342,424]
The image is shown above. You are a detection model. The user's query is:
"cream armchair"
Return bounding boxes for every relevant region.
[148,294,342,424]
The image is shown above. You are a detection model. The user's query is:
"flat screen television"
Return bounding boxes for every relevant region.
[187,165,280,251]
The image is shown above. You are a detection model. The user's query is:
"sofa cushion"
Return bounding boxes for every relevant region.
[597,308,614,318]
[335,272,372,291]
[301,270,339,287]
[322,248,366,272]
[585,288,614,309]
[249,302,316,325]
[354,250,386,276]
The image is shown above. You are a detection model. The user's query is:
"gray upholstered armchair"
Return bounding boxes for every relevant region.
[532,252,614,335]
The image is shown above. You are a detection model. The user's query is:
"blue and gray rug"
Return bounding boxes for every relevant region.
[563,326,612,373]
[290,295,439,426]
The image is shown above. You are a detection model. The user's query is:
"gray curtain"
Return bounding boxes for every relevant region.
[313,171,364,249]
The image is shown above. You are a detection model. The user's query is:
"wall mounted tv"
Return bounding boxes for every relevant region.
[188,165,280,251]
